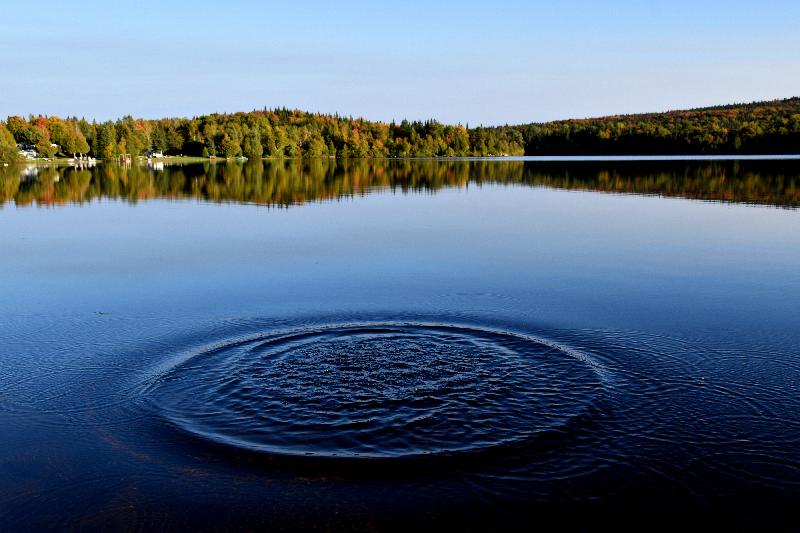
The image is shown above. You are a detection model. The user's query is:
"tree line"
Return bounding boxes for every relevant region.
[0,97,798,164]
[0,109,524,163]
[514,97,800,155]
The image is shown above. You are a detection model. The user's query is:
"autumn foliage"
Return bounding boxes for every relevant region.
[2,97,798,162]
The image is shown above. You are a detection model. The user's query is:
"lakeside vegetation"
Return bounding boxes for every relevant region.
[1,98,799,165]
[2,159,797,208]
[518,98,800,155]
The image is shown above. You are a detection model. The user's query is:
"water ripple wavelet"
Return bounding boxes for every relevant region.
[140,322,607,460]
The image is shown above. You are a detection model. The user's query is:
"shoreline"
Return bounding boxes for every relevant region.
[14,153,800,166]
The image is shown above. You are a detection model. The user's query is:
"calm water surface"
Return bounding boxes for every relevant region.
[1,159,799,529]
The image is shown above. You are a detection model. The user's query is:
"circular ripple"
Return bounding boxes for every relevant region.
[145,323,603,459]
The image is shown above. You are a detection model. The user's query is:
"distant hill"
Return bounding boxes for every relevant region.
[509,97,800,155]
[1,98,798,163]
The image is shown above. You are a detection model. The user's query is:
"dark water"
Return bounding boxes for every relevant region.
[1,159,799,530]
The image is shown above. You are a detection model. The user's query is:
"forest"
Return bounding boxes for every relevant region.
[516,97,800,155]
[1,97,798,163]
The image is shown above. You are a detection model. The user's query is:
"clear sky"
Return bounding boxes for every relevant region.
[1,0,798,125]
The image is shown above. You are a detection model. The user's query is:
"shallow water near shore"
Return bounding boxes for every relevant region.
[1,159,799,529]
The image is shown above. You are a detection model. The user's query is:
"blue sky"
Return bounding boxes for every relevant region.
[1,0,798,125]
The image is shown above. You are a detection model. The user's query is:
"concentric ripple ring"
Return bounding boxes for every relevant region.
[143,323,605,459]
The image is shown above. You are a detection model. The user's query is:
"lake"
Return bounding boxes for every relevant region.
[1,158,799,529]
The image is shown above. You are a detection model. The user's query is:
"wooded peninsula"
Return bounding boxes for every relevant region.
[1,97,798,163]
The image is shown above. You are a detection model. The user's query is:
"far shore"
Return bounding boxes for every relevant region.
[11,153,800,167]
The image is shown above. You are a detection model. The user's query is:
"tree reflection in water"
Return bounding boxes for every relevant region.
[2,158,798,208]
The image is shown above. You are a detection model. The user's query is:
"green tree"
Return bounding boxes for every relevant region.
[36,139,58,158]
[221,135,241,158]
[242,129,263,159]
[94,123,117,160]
[0,124,19,163]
